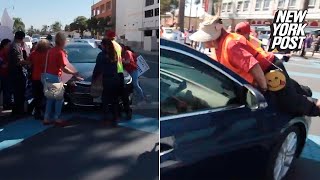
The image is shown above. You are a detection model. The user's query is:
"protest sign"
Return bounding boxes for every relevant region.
[136,55,150,77]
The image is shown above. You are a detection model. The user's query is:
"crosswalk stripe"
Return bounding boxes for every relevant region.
[0,114,158,151]
[302,135,320,162]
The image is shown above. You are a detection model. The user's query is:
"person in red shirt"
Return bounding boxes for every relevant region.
[121,45,146,103]
[190,15,320,117]
[28,39,50,119]
[42,32,82,126]
[0,39,12,110]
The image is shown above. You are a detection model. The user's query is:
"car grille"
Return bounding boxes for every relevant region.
[69,93,95,106]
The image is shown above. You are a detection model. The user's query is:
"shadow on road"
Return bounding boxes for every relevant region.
[0,118,158,180]
[286,158,320,180]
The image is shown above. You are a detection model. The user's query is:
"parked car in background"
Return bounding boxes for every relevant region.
[70,39,97,48]
[24,36,33,49]
[32,34,41,40]
[64,43,133,107]
[311,29,320,38]
[160,39,310,180]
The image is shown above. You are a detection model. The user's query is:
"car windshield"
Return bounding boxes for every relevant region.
[65,46,101,63]
[24,37,31,42]
[32,35,40,39]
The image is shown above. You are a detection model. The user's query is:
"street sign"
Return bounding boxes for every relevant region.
[136,55,150,77]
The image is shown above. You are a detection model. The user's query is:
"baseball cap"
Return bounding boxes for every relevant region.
[106,30,116,39]
[189,15,223,42]
[235,22,252,35]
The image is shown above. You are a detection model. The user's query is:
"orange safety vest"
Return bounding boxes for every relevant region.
[218,33,254,83]
[246,36,274,71]
[249,35,262,48]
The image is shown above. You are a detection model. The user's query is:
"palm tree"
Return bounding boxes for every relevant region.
[13,17,25,32]
[51,21,62,33]
[41,25,49,34]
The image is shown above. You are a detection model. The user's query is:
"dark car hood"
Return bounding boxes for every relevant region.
[71,62,95,82]
[71,62,132,85]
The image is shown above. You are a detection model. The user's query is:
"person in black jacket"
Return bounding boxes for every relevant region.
[8,31,27,116]
[92,38,121,127]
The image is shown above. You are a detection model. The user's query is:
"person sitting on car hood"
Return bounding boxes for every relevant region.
[235,22,312,97]
[189,14,320,117]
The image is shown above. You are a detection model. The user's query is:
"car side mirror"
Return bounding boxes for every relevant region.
[244,84,268,111]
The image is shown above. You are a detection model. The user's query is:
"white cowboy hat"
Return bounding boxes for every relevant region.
[189,15,223,42]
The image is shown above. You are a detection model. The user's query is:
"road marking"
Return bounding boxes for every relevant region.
[286,62,320,69]
[302,135,320,162]
[0,114,158,151]
[289,71,320,79]
[312,91,320,99]
[0,118,49,151]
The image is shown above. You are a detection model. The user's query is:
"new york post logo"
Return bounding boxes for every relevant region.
[269,10,308,52]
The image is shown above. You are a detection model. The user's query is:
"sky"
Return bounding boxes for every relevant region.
[0,0,93,29]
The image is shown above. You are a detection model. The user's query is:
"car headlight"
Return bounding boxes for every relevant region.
[125,75,132,84]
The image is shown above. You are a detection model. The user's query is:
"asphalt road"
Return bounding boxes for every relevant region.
[0,50,159,180]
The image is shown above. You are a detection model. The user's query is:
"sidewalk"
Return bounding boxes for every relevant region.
[292,51,320,59]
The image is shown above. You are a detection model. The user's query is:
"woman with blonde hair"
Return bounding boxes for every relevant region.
[42,32,82,126]
[28,39,50,120]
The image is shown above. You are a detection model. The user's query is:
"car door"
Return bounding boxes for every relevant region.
[160,47,270,167]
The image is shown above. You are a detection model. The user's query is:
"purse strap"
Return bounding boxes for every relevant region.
[44,50,50,73]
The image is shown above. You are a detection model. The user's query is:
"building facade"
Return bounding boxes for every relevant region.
[203,0,320,31]
[116,0,159,48]
[91,0,116,31]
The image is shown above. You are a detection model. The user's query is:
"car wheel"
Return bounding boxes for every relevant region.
[266,126,301,180]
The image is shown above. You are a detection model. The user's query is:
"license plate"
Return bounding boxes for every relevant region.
[93,97,102,103]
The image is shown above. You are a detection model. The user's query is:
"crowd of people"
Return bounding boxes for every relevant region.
[0,30,145,127]
[188,15,320,117]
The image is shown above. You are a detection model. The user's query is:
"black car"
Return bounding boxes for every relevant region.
[64,43,133,107]
[160,39,310,180]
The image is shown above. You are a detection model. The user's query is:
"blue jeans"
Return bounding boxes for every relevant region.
[130,70,145,100]
[41,73,64,121]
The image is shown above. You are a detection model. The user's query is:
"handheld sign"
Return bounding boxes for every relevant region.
[136,55,150,77]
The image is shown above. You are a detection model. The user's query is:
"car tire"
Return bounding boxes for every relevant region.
[265,126,301,180]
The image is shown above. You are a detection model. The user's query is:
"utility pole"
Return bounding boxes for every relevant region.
[300,0,309,57]
[179,0,186,32]
[188,0,193,30]
[302,0,310,10]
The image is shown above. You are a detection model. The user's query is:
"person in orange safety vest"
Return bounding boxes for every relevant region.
[189,15,320,117]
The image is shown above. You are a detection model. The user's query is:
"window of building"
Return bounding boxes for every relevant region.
[92,10,95,16]
[243,1,249,11]
[278,0,285,8]
[106,2,111,10]
[222,3,227,12]
[101,4,105,13]
[263,0,271,10]
[227,2,232,12]
[237,1,243,12]
[309,0,316,8]
[155,8,159,16]
[288,0,296,7]
[144,30,152,36]
[146,0,154,6]
[97,9,100,15]
[255,0,262,10]
[145,9,153,18]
